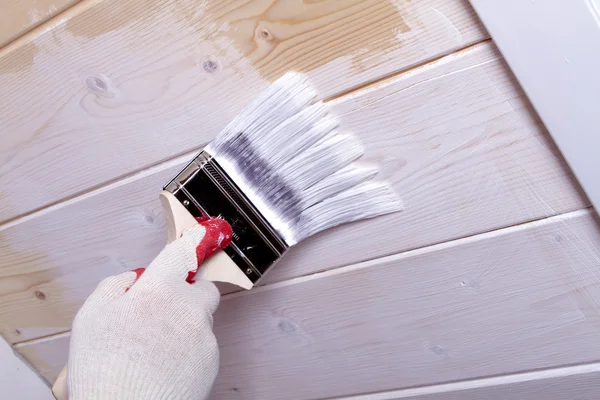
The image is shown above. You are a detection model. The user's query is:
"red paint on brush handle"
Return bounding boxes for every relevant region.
[186,218,233,283]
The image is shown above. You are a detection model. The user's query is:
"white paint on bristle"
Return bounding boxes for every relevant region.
[301,164,379,209]
[207,72,402,245]
[298,181,403,240]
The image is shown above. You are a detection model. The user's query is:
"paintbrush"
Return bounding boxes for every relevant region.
[159,72,402,289]
[52,72,401,399]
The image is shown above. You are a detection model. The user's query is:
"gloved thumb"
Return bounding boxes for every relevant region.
[139,218,232,284]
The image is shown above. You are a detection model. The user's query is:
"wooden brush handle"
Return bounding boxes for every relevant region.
[159,191,254,288]
[52,366,68,399]
[51,191,253,399]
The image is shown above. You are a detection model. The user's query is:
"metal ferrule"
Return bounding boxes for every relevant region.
[163,150,289,284]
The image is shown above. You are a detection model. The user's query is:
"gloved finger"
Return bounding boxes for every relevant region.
[86,268,145,303]
[186,279,221,316]
[140,218,232,284]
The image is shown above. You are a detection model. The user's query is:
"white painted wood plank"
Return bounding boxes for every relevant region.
[337,363,600,400]
[15,334,69,387]
[470,0,600,214]
[16,340,600,400]
[210,210,600,399]
[15,210,600,399]
[0,0,486,222]
[0,42,588,343]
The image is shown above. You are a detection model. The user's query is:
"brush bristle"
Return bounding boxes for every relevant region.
[206,72,402,245]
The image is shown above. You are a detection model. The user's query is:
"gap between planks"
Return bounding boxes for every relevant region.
[0,0,82,51]
[13,326,600,397]
[0,39,492,230]
[331,361,600,400]
[9,343,56,387]
[0,0,97,54]
[327,38,492,104]
[0,150,199,231]
[12,206,594,347]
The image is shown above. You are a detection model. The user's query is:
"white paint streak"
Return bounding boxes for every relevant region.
[431,7,463,42]
[585,0,600,29]
[354,57,496,111]
[35,15,69,36]
[329,42,497,106]
[28,9,43,24]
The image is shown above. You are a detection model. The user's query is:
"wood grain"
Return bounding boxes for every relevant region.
[15,210,600,399]
[0,0,79,48]
[0,164,179,343]
[0,42,588,343]
[0,0,486,222]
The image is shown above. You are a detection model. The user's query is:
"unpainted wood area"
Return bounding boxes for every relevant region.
[16,210,600,399]
[0,43,588,343]
[1,0,599,399]
[0,0,79,47]
[0,0,485,222]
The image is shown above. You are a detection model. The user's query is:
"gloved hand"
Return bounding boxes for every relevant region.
[67,218,232,400]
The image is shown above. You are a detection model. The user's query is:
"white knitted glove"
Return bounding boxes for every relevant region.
[68,218,232,400]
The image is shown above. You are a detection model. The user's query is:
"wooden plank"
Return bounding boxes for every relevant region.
[470,0,600,215]
[0,0,79,48]
[0,338,53,397]
[14,333,69,385]
[0,42,589,343]
[0,161,182,343]
[15,209,600,399]
[0,0,486,222]
[15,342,600,400]
[338,363,600,400]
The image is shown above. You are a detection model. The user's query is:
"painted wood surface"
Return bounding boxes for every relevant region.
[0,42,588,343]
[0,0,486,222]
[17,337,600,400]
[470,0,600,215]
[0,0,79,48]
[1,0,596,398]
[15,210,600,399]
[338,363,600,400]
[15,333,69,385]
